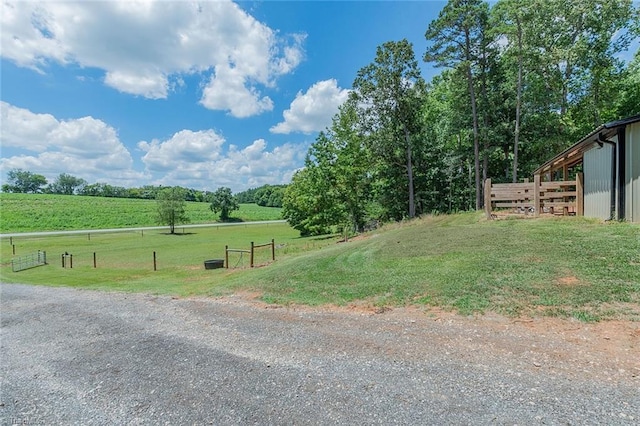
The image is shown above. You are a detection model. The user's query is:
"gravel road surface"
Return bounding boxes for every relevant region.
[1,283,638,425]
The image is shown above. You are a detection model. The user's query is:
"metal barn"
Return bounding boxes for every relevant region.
[534,115,640,222]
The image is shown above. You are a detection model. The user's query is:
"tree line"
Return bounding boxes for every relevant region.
[1,169,211,201]
[283,0,639,236]
[1,168,285,207]
[235,185,286,207]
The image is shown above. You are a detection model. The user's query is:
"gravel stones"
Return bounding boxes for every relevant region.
[1,284,638,425]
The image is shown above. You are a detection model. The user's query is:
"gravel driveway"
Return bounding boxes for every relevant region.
[1,283,638,425]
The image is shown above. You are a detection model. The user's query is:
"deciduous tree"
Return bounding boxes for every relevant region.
[209,187,239,221]
[156,187,189,234]
[353,39,424,219]
[282,166,337,236]
[2,169,48,193]
[47,173,87,195]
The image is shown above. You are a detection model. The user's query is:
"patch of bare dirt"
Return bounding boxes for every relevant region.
[556,275,581,286]
[209,292,640,383]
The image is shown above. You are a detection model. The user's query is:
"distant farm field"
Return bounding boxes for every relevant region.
[0,193,282,233]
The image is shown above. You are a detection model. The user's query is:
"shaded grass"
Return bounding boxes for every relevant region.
[2,212,639,321]
[0,193,282,233]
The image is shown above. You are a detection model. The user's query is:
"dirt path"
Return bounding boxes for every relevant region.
[2,284,639,425]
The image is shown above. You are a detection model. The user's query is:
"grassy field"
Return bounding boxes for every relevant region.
[0,222,335,294]
[1,211,639,321]
[0,193,282,233]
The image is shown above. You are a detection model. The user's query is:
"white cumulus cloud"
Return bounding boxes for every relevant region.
[209,139,306,190]
[270,79,350,134]
[139,132,306,191]
[0,0,305,116]
[0,102,143,184]
[200,65,275,118]
[138,129,226,172]
[0,102,306,192]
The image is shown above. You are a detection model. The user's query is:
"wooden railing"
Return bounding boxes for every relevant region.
[225,239,275,268]
[485,173,583,218]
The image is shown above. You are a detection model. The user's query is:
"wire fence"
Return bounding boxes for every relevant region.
[12,250,47,272]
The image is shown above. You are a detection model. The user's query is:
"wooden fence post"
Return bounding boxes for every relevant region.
[576,172,584,217]
[484,178,492,219]
[271,239,275,261]
[250,242,255,268]
[534,174,541,217]
[225,245,229,269]
[153,251,157,271]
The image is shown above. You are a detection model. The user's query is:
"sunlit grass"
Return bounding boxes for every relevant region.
[2,210,639,321]
[0,193,282,233]
[0,222,337,295]
[215,213,640,320]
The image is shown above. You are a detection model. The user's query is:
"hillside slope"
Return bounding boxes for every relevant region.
[217,214,640,320]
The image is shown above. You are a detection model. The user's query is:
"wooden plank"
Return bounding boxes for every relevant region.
[495,202,535,208]
[540,180,575,186]
[534,174,541,217]
[491,183,534,190]
[492,198,533,203]
[540,181,575,189]
[539,191,576,199]
[491,187,532,193]
[492,199,534,203]
[491,191,532,196]
[484,178,492,218]
[576,172,584,216]
[492,187,532,192]
[491,189,532,195]
[491,194,532,199]
[492,186,531,190]
[491,193,533,199]
[253,242,273,248]
[562,164,569,215]
[542,202,576,208]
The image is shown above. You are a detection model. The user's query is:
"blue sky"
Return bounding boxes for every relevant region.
[1,1,637,193]
[0,0,448,192]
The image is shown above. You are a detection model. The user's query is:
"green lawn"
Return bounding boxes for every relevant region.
[0,193,282,233]
[215,214,640,321]
[0,222,336,295]
[2,210,638,321]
